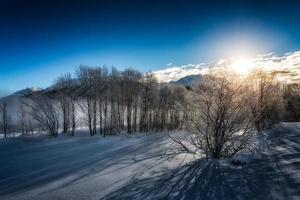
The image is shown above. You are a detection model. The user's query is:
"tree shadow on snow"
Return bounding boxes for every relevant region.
[101,156,286,200]
[0,134,184,198]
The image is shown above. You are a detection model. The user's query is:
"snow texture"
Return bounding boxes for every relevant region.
[0,123,300,200]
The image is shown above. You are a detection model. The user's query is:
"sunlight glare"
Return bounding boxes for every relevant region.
[231,57,254,75]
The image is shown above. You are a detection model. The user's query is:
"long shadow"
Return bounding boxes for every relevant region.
[0,133,175,197]
[101,124,300,200]
[101,156,286,200]
[2,124,299,199]
[264,124,300,197]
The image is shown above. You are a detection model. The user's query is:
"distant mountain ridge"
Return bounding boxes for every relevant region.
[10,87,43,97]
[169,74,202,86]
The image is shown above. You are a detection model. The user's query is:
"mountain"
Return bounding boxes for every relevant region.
[169,74,202,86]
[9,87,43,97]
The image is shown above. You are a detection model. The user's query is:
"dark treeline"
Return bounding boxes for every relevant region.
[11,65,186,137]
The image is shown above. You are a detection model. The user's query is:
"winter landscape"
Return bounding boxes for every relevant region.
[1,0,300,200]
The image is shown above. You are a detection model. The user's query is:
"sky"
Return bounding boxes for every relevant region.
[1,0,300,93]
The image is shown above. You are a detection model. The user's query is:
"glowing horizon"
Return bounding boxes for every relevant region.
[153,50,300,83]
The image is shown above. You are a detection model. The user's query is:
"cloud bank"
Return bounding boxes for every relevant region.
[253,51,300,82]
[153,51,300,83]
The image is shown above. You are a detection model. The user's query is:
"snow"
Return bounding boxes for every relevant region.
[0,123,300,200]
[0,133,22,139]
[0,132,194,200]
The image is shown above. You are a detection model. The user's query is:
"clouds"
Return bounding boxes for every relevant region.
[152,63,207,83]
[253,51,300,82]
[153,51,300,83]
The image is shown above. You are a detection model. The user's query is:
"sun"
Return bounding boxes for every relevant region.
[231,56,254,75]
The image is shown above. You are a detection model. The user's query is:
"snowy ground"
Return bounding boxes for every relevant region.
[0,123,299,200]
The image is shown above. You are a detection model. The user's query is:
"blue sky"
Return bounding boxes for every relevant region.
[1,0,300,93]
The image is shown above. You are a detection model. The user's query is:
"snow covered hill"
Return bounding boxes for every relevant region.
[0,123,299,200]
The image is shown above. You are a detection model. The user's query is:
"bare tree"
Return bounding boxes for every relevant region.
[139,73,158,132]
[19,103,27,135]
[122,69,142,134]
[156,86,172,131]
[170,86,186,129]
[283,83,300,121]
[76,66,98,136]
[110,67,121,133]
[0,101,9,138]
[172,67,255,159]
[55,73,78,135]
[248,69,283,131]
[55,74,72,134]
[19,100,35,135]
[25,94,59,137]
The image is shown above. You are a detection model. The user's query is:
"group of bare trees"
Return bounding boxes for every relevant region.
[1,64,299,161]
[18,65,185,137]
[0,99,34,137]
[75,66,185,136]
[171,67,297,159]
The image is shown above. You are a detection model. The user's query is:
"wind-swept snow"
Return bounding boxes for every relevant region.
[0,123,300,200]
[0,132,193,200]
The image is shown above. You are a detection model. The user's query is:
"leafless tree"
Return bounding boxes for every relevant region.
[0,101,9,138]
[19,103,27,135]
[19,101,35,135]
[122,68,142,134]
[92,67,103,135]
[25,94,59,137]
[55,73,77,135]
[248,69,283,131]
[171,67,255,159]
[283,83,300,121]
[76,66,98,136]
[155,86,172,131]
[168,86,186,129]
[109,67,122,133]
[55,74,70,134]
[139,73,158,132]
